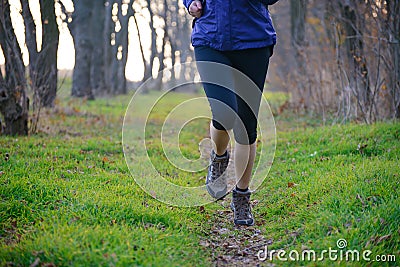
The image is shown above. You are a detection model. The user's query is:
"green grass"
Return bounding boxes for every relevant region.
[256,122,399,265]
[0,89,399,266]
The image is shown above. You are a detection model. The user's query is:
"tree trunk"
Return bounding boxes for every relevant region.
[339,2,371,120]
[103,0,113,93]
[154,0,169,90]
[68,0,94,99]
[0,0,29,135]
[386,0,400,118]
[90,0,106,95]
[144,0,157,82]
[109,0,133,94]
[290,0,308,108]
[21,0,59,107]
[173,0,194,86]
[37,0,59,107]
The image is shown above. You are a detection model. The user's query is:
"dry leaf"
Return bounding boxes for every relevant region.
[199,240,210,247]
[30,258,40,267]
[356,194,365,205]
[376,234,391,244]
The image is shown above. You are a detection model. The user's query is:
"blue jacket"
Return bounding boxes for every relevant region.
[183,0,279,51]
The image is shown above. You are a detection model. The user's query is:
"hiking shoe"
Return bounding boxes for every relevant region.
[230,188,254,226]
[206,150,229,199]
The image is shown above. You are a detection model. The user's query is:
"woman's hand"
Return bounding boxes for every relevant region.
[188,0,203,18]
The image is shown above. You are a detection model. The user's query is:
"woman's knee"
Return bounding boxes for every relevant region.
[233,120,258,145]
[212,117,235,131]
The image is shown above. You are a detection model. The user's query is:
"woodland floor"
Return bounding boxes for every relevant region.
[0,89,399,266]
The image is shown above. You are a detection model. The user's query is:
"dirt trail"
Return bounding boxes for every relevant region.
[199,142,274,266]
[201,199,275,266]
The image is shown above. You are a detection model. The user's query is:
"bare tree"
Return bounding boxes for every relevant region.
[21,0,59,108]
[64,0,95,99]
[338,1,371,122]
[145,0,157,82]
[90,0,107,95]
[327,0,398,122]
[108,0,133,94]
[290,0,308,109]
[385,0,400,118]
[269,0,399,122]
[63,0,134,97]
[0,0,28,135]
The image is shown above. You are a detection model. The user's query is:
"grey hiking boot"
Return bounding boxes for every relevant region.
[230,188,254,226]
[206,150,229,199]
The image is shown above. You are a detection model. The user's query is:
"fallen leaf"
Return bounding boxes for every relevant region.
[199,240,210,247]
[250,200,259,205]
[30,258,40,267]
[32,250,44,256]
[301,244,309,251]
[288,182,299,188]
[110,253,117,260]
[376,234,391,244]
[69,216,80,224]
[356,194,365,206]
[344,222,352,228]
[217,228,229,235]
[357,143,368,154]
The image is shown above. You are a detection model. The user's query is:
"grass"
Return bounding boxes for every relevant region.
[0,87,399,266]
[256,122,399,265]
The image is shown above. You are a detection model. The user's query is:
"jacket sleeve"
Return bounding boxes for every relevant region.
[260,0,279,5]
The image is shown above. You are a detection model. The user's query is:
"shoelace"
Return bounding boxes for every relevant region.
[234,194,251,219]
[210,159,228,183]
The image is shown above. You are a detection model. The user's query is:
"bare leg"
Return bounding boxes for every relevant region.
[210,122,230,156]
[234,142,256,190]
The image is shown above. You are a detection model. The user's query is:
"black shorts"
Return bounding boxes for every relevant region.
[194,45,273,144]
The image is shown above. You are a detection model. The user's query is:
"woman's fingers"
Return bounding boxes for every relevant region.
[189,0,203,18]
